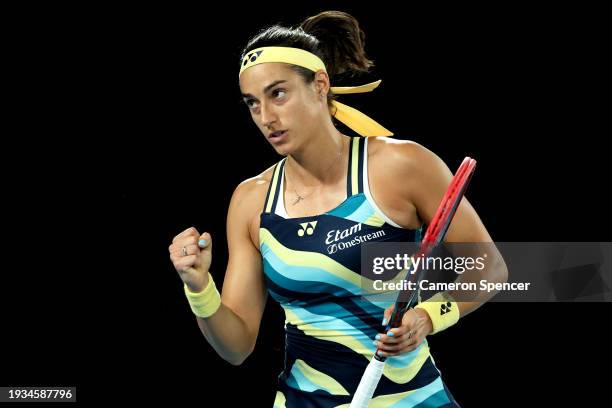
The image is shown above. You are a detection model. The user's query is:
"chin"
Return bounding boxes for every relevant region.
[271,143,293,157]
[269,137,298,156]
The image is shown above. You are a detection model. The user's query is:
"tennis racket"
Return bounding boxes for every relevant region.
[349,156,477,407]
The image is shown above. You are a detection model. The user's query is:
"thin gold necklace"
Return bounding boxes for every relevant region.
[285,140,346,206]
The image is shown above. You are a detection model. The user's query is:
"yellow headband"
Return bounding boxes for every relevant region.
[239,46,393,137]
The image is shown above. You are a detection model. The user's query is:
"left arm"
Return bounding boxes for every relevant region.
[404,141,508,316]
[374,140,508,357]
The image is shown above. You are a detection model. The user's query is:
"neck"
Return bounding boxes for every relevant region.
[285,124,348,187]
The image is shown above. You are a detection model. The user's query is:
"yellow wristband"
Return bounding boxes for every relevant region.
[183,273,221,318]
[415,292,459,334]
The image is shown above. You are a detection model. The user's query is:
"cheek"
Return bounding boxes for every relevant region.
[292,97,320,121]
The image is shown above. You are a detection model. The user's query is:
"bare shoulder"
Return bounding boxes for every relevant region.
[229,162,279,247]
[368,136,451,185]
[232,164,276,206]
[366,137,448,229]
[368,136,440,171]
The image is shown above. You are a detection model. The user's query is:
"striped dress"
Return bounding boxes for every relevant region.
[260,136,460,407]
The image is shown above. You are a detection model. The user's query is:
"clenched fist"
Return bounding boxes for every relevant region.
[169,227,212,292]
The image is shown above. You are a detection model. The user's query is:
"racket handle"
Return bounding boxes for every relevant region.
[349,358,386,408]
[389,301,409,328]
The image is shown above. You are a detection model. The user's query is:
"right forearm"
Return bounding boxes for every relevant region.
[195,303,255,365]
[170,227,261,365]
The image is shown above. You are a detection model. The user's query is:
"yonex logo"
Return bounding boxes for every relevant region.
[440,301,453,315]
[297,221,318,237]
[242,50,263,66]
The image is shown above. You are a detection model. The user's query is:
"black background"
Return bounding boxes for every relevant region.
[2,2,609,406]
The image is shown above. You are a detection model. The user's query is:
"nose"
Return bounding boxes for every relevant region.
[260,101,277,129]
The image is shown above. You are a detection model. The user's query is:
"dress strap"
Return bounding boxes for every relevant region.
[263,158,287,213]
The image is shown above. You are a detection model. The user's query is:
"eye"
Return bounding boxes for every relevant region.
[272,89,286,99]
[244,98,259,109]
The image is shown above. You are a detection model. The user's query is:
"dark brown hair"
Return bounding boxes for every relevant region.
[240,11,374,107]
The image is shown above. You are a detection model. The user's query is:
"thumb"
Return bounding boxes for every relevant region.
[184,232,212,276]
[198,232,212,250]
[382,304,395,327]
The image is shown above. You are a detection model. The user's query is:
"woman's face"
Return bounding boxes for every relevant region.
[239,63,329,155]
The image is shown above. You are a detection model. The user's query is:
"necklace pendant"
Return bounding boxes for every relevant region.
[292,195,303,205]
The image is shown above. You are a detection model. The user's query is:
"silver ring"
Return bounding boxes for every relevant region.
[407,331,413,339]
[181,246,188,256]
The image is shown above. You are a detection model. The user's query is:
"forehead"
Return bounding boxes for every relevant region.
[239,63,298,94]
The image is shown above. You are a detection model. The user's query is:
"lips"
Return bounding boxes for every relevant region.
[269,130,288,139]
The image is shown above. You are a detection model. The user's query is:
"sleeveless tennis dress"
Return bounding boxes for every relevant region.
[260,137,460,407]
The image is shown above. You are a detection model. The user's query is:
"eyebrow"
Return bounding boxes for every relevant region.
[241,80,287,98]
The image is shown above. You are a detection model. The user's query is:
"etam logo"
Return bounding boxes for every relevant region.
[325,223,363,245]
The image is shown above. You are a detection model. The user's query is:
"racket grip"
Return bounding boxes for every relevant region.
[349,358,386,408]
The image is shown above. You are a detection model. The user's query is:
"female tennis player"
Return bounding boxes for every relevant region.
[169,11,507,407]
